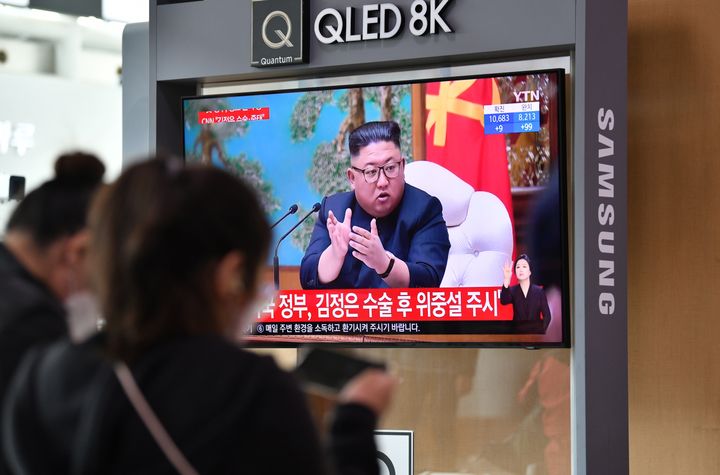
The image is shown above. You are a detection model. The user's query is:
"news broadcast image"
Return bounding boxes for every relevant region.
[183,70,567,346]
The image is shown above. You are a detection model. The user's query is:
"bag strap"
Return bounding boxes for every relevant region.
[114,363,200,475]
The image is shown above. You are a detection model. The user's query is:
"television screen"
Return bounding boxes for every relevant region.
[183,68,568,346]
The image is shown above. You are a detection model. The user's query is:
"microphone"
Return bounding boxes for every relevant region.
[273,202,321,290]
[270,203,299,229]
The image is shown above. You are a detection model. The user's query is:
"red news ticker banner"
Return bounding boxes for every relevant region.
[198,107,270,124]
[256,287,513,323]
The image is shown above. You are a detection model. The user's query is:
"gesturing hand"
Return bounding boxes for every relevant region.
[327,208,352,260]
[349,218,390,274]
[502,260,513,287]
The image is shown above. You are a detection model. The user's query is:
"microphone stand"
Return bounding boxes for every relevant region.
[270,204,299,229]
[274,203,321,290]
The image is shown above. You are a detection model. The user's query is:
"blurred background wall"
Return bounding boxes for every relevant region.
[628,0,720,472]
[0,2,130,233]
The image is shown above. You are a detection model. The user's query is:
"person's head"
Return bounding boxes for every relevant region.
[89,157,271,361]
[5,152,105,299]
[347,121,405,218]
[514,254,532,283]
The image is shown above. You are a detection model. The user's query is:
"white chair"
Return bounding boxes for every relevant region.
[404,161,513,287]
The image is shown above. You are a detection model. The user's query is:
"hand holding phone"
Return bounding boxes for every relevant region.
[294,348,386,393]
[339,368,396,416]
[294,348,396,416]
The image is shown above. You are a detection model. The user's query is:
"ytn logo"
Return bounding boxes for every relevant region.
[513,90,540,102]
[251,0,308,67]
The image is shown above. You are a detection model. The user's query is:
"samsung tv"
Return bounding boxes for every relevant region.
[183,66,569,347]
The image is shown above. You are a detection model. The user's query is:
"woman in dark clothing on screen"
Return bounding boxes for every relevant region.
[500,254,552,330]
[2,157,394,475]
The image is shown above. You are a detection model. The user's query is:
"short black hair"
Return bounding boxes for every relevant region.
[348,121,401,157]
[6,152,105,247]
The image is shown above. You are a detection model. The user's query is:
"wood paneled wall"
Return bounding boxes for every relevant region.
[628,0,720,472]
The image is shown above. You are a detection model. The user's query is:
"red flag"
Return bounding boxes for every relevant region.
[425,78,512,213]
[425,78,516,270]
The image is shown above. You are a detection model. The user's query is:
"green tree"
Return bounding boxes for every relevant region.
[185,98,279,214]
[364,84,414,161]
[185,98,249,166]
[225,153,280,215]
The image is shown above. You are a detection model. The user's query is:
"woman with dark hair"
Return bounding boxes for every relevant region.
[500,254,552,329]
[2,157,394,475]
[0,152,104,475]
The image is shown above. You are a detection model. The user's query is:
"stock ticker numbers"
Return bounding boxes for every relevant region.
[483,101,540,135]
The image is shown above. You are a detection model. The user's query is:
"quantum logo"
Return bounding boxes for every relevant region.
[251,0,307,67]
[262,10,293,49]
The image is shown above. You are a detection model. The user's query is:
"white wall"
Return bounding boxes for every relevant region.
[0,72,122,232]
[0,37,54,74]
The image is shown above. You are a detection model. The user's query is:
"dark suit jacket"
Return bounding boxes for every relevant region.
[0,243,67,475]
[300,184,450,289]
[500,283,552,328]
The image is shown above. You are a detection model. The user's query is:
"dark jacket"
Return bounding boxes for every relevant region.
[500,283,552,328]
[2,334,379,475]
[300,183,450,289]
[0,243,67,475]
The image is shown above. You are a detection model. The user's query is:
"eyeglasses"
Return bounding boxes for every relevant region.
[351,160,404,183]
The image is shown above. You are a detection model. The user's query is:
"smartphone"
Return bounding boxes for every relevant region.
[9,176,25,201]
[294,348,386,393]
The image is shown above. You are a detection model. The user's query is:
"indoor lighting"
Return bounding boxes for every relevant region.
[102,0,148,23]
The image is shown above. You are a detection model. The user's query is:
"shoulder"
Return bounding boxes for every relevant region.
[146,335,287,380]
[0,274,61,314]
[0,250,64,326]
[28,335,290,393]
[143,337,307,428]
[531,284,547,295]
[144,336,299,402]
[0,275,66,340]
[400,183,443,217]
[403,183,444,216]
[324,191,355,208]
[6,337,107,417]
[29,336,297,418]
[404,183,439,205]
[319,191,355,220]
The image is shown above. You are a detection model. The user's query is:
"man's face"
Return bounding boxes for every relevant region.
[347,141,405,218]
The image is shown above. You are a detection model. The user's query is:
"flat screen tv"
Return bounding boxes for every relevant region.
[183,67,568,347]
